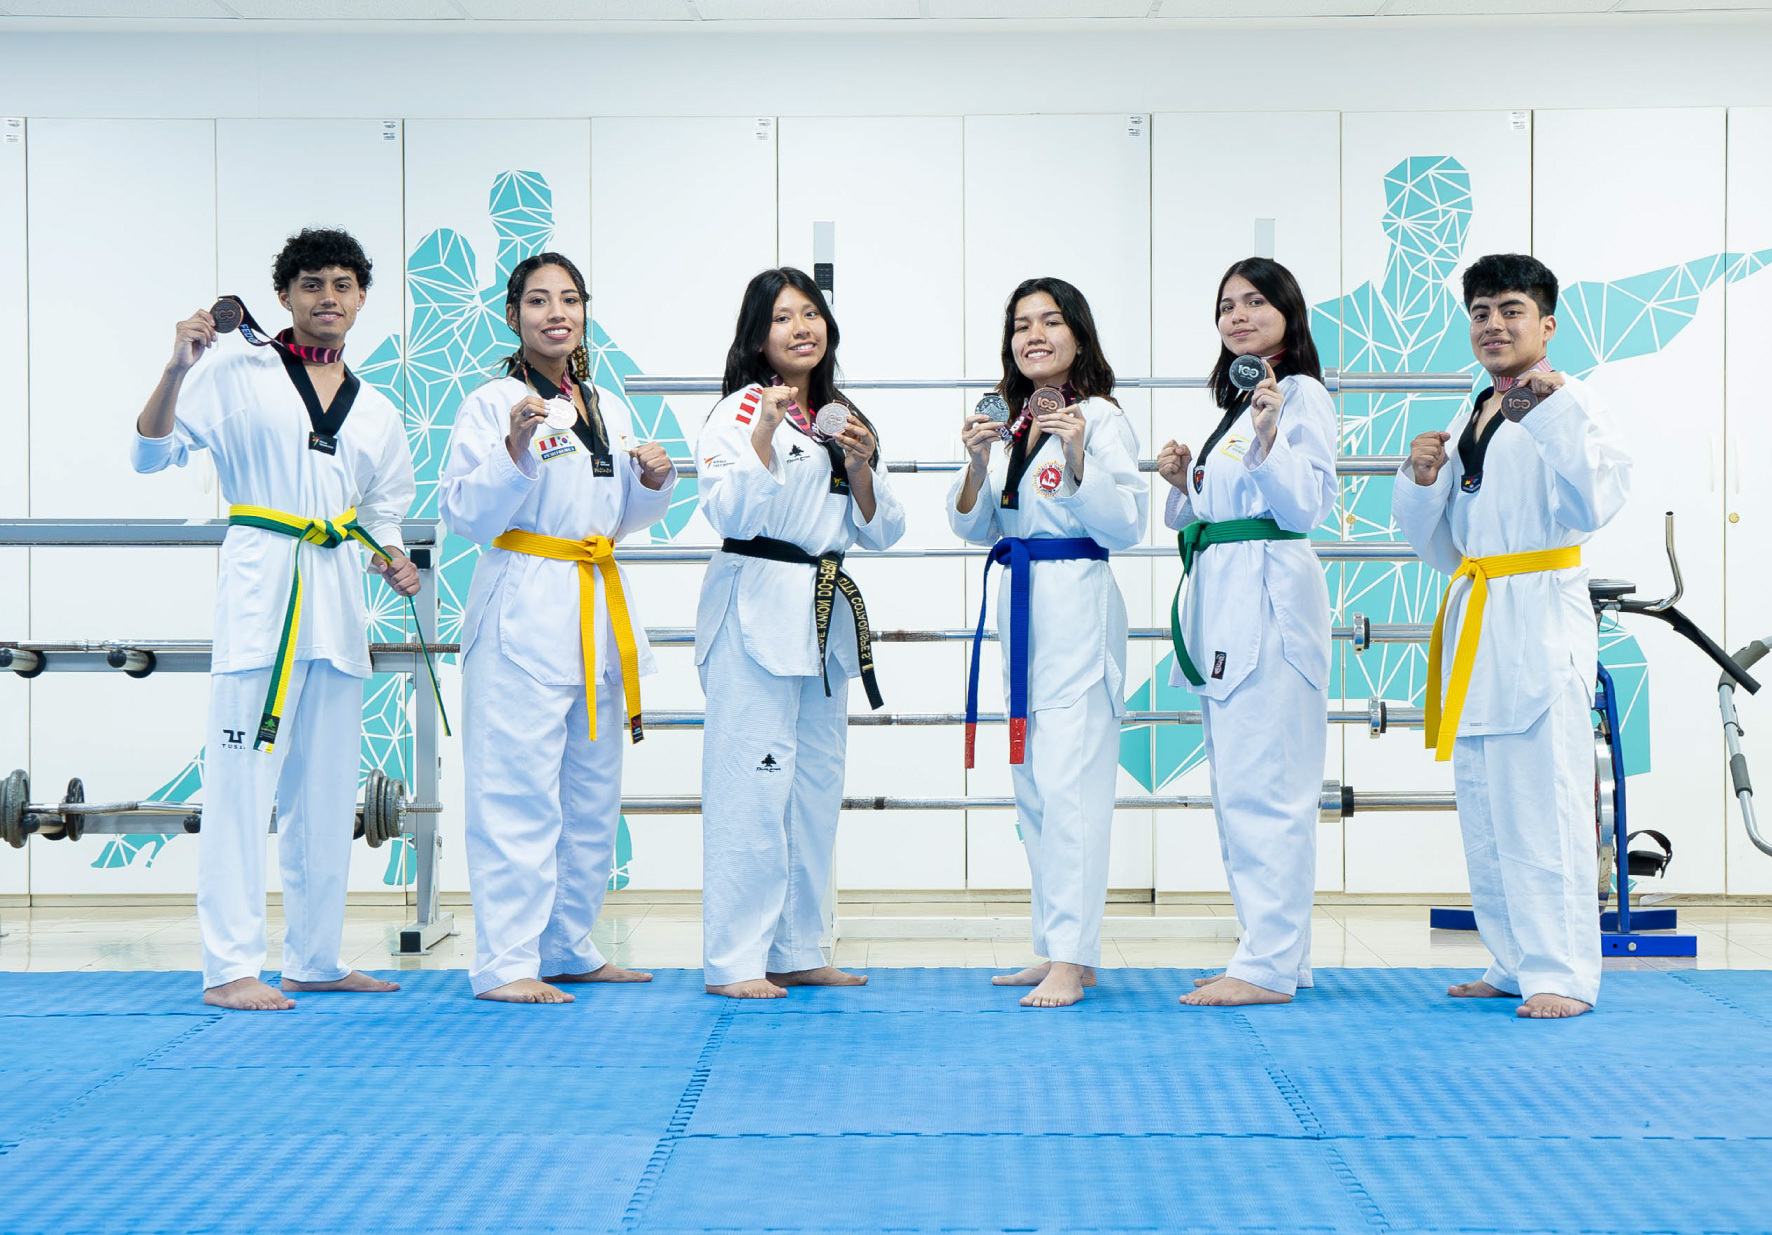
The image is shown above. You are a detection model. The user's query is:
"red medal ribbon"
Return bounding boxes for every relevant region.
[1494,356,1552,392]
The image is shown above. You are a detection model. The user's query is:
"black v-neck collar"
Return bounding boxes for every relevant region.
[278,348,359,454]
[1457,391,1504,495]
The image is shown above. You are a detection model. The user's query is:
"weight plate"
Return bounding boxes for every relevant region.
[61,777,85,842]
[1,769,26,849]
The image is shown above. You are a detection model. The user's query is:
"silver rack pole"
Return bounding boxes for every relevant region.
[662,456,1408,479]
[633,707,1425,731]
[614,790,1457,815]
[608,541,1421,564]
[0,518,443,548]
[623,370,1474,396]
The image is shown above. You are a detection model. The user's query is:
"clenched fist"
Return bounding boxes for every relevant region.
[1408,431,1452,486]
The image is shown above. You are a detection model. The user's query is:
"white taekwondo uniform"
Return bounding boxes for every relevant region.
[947,397,1147,969]
[1167,374,1337,996]
[441,371,674,995]
[694,384,905,986]
[1393,374,1630,1006]
[132,336,414,991]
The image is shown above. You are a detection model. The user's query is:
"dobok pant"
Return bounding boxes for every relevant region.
[1199,594,1326,997]
[1009,681,1121,970]
[1452,670,1602,1006]
[699,621,846,986]
[200,660,364,990]
[462,643,626,995]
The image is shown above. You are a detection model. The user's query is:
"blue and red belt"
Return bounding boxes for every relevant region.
[964,536,1109,766]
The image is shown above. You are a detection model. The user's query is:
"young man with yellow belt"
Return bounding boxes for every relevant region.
[1394,253,1632,1019]
[134,228,418,1011]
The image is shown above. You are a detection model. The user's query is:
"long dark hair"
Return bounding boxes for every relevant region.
[1206,257,1321,412]
[996,277,1118,411]
[720,266,878,460]
[499,252,594,402]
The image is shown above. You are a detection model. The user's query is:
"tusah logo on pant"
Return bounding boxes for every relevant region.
[1211,651,1226,680]
[219,727,247,750]
[756,752,782,773]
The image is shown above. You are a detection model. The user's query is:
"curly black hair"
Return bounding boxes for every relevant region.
[1462,252,1557,317]
[271,227,373,293]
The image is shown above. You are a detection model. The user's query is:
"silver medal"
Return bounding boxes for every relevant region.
[976,393,1013,441]
[814,403,851,439]
[543,395,577,432]
[1228,353,1266,392]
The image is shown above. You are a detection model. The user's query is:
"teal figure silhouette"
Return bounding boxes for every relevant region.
[1125,154,1769,792]
[105,171,693,891]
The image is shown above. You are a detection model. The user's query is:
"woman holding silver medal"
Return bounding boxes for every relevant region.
[1157,256,1336,1007]
[694,267,905,999]
[949,277,1148,1009]
[439,252,676,1003]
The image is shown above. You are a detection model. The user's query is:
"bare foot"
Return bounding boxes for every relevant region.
[1021,961,1089,1008]
[281,970,400,993]
[546,964,653,984]
[204,977,295,1011]
[767,966,868,987]
[706,979,787,999]
[1182,976,1291,1007]
[1518,992,1592,1019]
[1193,972,1227,988]
[478,978,574,1004]
[1447,980,1513,999]
[992,962,1097,988]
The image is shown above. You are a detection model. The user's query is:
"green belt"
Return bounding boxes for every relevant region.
[1169,517,1307,688]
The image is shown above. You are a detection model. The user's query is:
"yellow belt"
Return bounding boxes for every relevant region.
[227,504,450,753]
[1424,546,1582,762]
[491,530,644,743]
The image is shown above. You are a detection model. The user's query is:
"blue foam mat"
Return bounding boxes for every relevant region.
[2,967,1771,1234]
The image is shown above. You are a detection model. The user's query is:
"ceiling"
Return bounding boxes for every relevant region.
[1,0,1769,22]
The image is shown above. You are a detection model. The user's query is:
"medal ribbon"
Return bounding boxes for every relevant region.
[225,504,451,753]
[490,530,645,743]
[1493,356,1552,392]
[1167,518,1307,688]
[964,536,1108,767]
[1423,545,1582,761]
[217,296,344,365]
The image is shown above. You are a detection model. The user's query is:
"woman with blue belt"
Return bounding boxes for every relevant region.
[949,277,1148,1008]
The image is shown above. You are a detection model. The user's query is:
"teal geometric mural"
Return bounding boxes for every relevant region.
[104,170,696,891]
[1123,153,1772,792]
[102,152,1772,864]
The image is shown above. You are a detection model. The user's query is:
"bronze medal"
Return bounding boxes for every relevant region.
[1499,386,1541,422]
[1029,385,1066,417]
[210,297,244,334]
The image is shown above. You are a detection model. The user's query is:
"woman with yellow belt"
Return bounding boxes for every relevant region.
[441,252,676,1003]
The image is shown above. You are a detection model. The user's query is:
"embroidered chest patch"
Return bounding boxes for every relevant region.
[1036,462,1064,495]
[1219,436,1250,461]
[536,433,578,461]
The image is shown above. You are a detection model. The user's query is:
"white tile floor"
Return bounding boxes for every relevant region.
[3,899,1770,975]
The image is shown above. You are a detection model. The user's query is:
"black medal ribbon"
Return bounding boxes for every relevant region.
[720,536,883,709]
[1456,395,1505,495]
[1193,404,1245,494]
[277,348,359,455]
[526,363,614,476]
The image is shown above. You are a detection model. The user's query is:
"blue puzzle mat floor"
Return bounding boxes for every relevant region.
[2,967,1770,1234]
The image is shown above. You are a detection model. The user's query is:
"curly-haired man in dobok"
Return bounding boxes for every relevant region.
[134,228,419,1011]
[1394,253,1631,1019]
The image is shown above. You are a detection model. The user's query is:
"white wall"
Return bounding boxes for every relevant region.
[3,19,1772,901]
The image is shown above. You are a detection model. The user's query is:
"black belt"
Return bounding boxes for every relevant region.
[721,536,883,709]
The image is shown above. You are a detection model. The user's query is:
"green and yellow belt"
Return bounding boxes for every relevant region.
[227,503,450,753]
[1169,517,1307,688]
